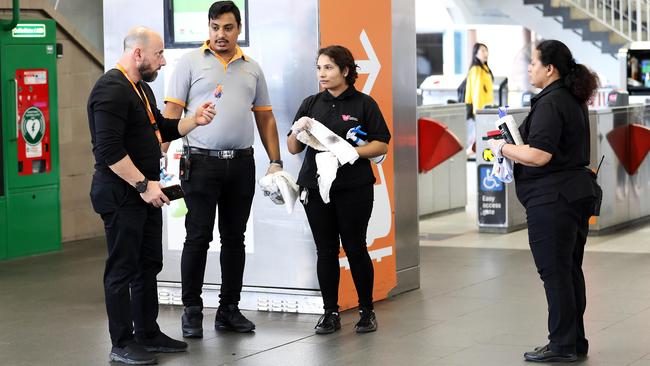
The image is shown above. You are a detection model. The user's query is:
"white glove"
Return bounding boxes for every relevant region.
[266,163,283,176]
[259,174,284,204]
[488,139,506,158]
[291,116,312,135]
[490,158,514,183]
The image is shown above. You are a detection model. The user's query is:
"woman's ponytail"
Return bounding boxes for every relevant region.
[564,63,600,104]
[537,40,600,104]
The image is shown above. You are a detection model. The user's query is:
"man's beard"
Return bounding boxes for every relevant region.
[138,59,158,82]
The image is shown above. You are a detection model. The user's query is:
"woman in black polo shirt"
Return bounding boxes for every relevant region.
[287,45,391,335]
[488,40,600,362]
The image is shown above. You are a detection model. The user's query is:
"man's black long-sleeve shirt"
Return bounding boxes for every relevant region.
[88,69,181,181]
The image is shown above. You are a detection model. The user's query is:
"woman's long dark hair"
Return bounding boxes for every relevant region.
[536,40,599,104]
[469,43,493,80]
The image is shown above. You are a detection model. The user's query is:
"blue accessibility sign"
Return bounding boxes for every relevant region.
[479,166,503,192]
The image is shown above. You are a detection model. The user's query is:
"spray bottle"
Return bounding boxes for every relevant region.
[346,125,386,164]
[495,106,523,145]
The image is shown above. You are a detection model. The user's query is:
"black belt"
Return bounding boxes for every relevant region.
[188,146,253,159]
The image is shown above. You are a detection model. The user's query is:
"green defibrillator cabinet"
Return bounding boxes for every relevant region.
[0,20,60,259]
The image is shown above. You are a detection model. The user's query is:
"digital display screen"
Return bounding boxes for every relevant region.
[164,0,248,48]
[626,50,650,94]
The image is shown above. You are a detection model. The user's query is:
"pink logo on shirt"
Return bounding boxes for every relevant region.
[342,115,358,122]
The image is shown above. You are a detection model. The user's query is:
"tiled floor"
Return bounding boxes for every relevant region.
[1,163,649,365]
[2,222,650,365]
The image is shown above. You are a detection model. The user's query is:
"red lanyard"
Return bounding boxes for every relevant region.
[116,63,162,144]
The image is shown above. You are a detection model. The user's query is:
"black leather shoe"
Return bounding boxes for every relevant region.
[534,343,588,358]
[136,331,187,353]
[355,309,378,333]
[181,305,203,338]
[524,344,577,362]
[215,304,256,333]
[109,343,157,365]
[314,311,341,334]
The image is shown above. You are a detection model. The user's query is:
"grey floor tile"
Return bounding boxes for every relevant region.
[2,224,650,365]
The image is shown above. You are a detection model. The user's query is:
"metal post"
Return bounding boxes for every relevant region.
[629,0,633,39]
[0,0,20,31]
[637,0,642,40]
[621,0,625,33]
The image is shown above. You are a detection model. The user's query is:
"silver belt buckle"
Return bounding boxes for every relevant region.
[219,150,235,159]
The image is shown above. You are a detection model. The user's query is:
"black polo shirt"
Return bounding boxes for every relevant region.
[291,86,391,190]
[88,69,182,181]
[514,79,597,206]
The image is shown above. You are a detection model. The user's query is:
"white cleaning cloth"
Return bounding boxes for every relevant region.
[296,118,360,203]
[490,158,514,183]
[315,151,340,203]
[297,119,359,165]
[258,171,300,213]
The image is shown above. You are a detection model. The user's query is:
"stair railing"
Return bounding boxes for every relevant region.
[560,0,649,42]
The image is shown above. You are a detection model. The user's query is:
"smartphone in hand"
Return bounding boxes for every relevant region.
[161,184,185,201]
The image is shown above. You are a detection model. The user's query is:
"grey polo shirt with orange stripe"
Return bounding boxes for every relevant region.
[165,43,272,150]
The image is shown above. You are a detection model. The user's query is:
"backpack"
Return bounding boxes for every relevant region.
[457,77,467,102]
[457,78,473,119]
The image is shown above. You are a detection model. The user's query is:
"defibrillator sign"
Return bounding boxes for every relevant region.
[16,68,52,174]
[21,107,46,146]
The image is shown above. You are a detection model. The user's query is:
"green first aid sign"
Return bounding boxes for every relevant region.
[12,24,47,38]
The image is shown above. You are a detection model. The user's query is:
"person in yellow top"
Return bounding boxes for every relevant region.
[464,43,494,155]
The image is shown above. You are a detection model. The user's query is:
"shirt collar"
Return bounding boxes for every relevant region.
[531,79,564,105]
[322,85,357,101]
[201,40,247,62]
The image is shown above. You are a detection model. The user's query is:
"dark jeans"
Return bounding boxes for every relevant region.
[303,184,374,312]
[526,195,592,355]
[180,154,255,308]
[90,175,162,347]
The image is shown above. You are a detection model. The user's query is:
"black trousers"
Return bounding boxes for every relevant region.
[180,154,255,308]
[91,175,162,347]
[526,195,592,355]
[303,184,375,312]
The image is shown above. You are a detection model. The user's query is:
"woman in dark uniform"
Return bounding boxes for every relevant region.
[287,45,391,335]
[488,40,601,362]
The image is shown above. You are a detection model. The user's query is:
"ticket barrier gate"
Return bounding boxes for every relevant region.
[474,108,526,233]
[475,105,650,234]
[416,103,466,217]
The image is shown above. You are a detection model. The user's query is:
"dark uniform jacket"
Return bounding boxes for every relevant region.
[514,80,600,208]
[292,86,391,190]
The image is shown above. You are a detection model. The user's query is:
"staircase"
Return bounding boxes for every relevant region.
[524,0,650,56]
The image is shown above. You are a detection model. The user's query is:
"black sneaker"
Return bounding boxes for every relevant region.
[355,309,377,333]
[215,304,256,333]
[109,343,157,365]
[181,305,203,338]
[136,331,188,353]
[314,311,341,334]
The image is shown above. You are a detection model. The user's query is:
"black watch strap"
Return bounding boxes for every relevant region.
[270,159,283,167]
[135,178,149,193]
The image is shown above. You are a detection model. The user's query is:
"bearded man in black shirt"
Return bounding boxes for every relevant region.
[87,27,216,365]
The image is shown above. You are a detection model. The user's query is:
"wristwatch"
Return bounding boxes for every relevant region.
[135,178,149,193]
[270,159,283,168]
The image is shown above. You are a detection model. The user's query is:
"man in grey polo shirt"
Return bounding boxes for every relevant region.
[163,1,282,337]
